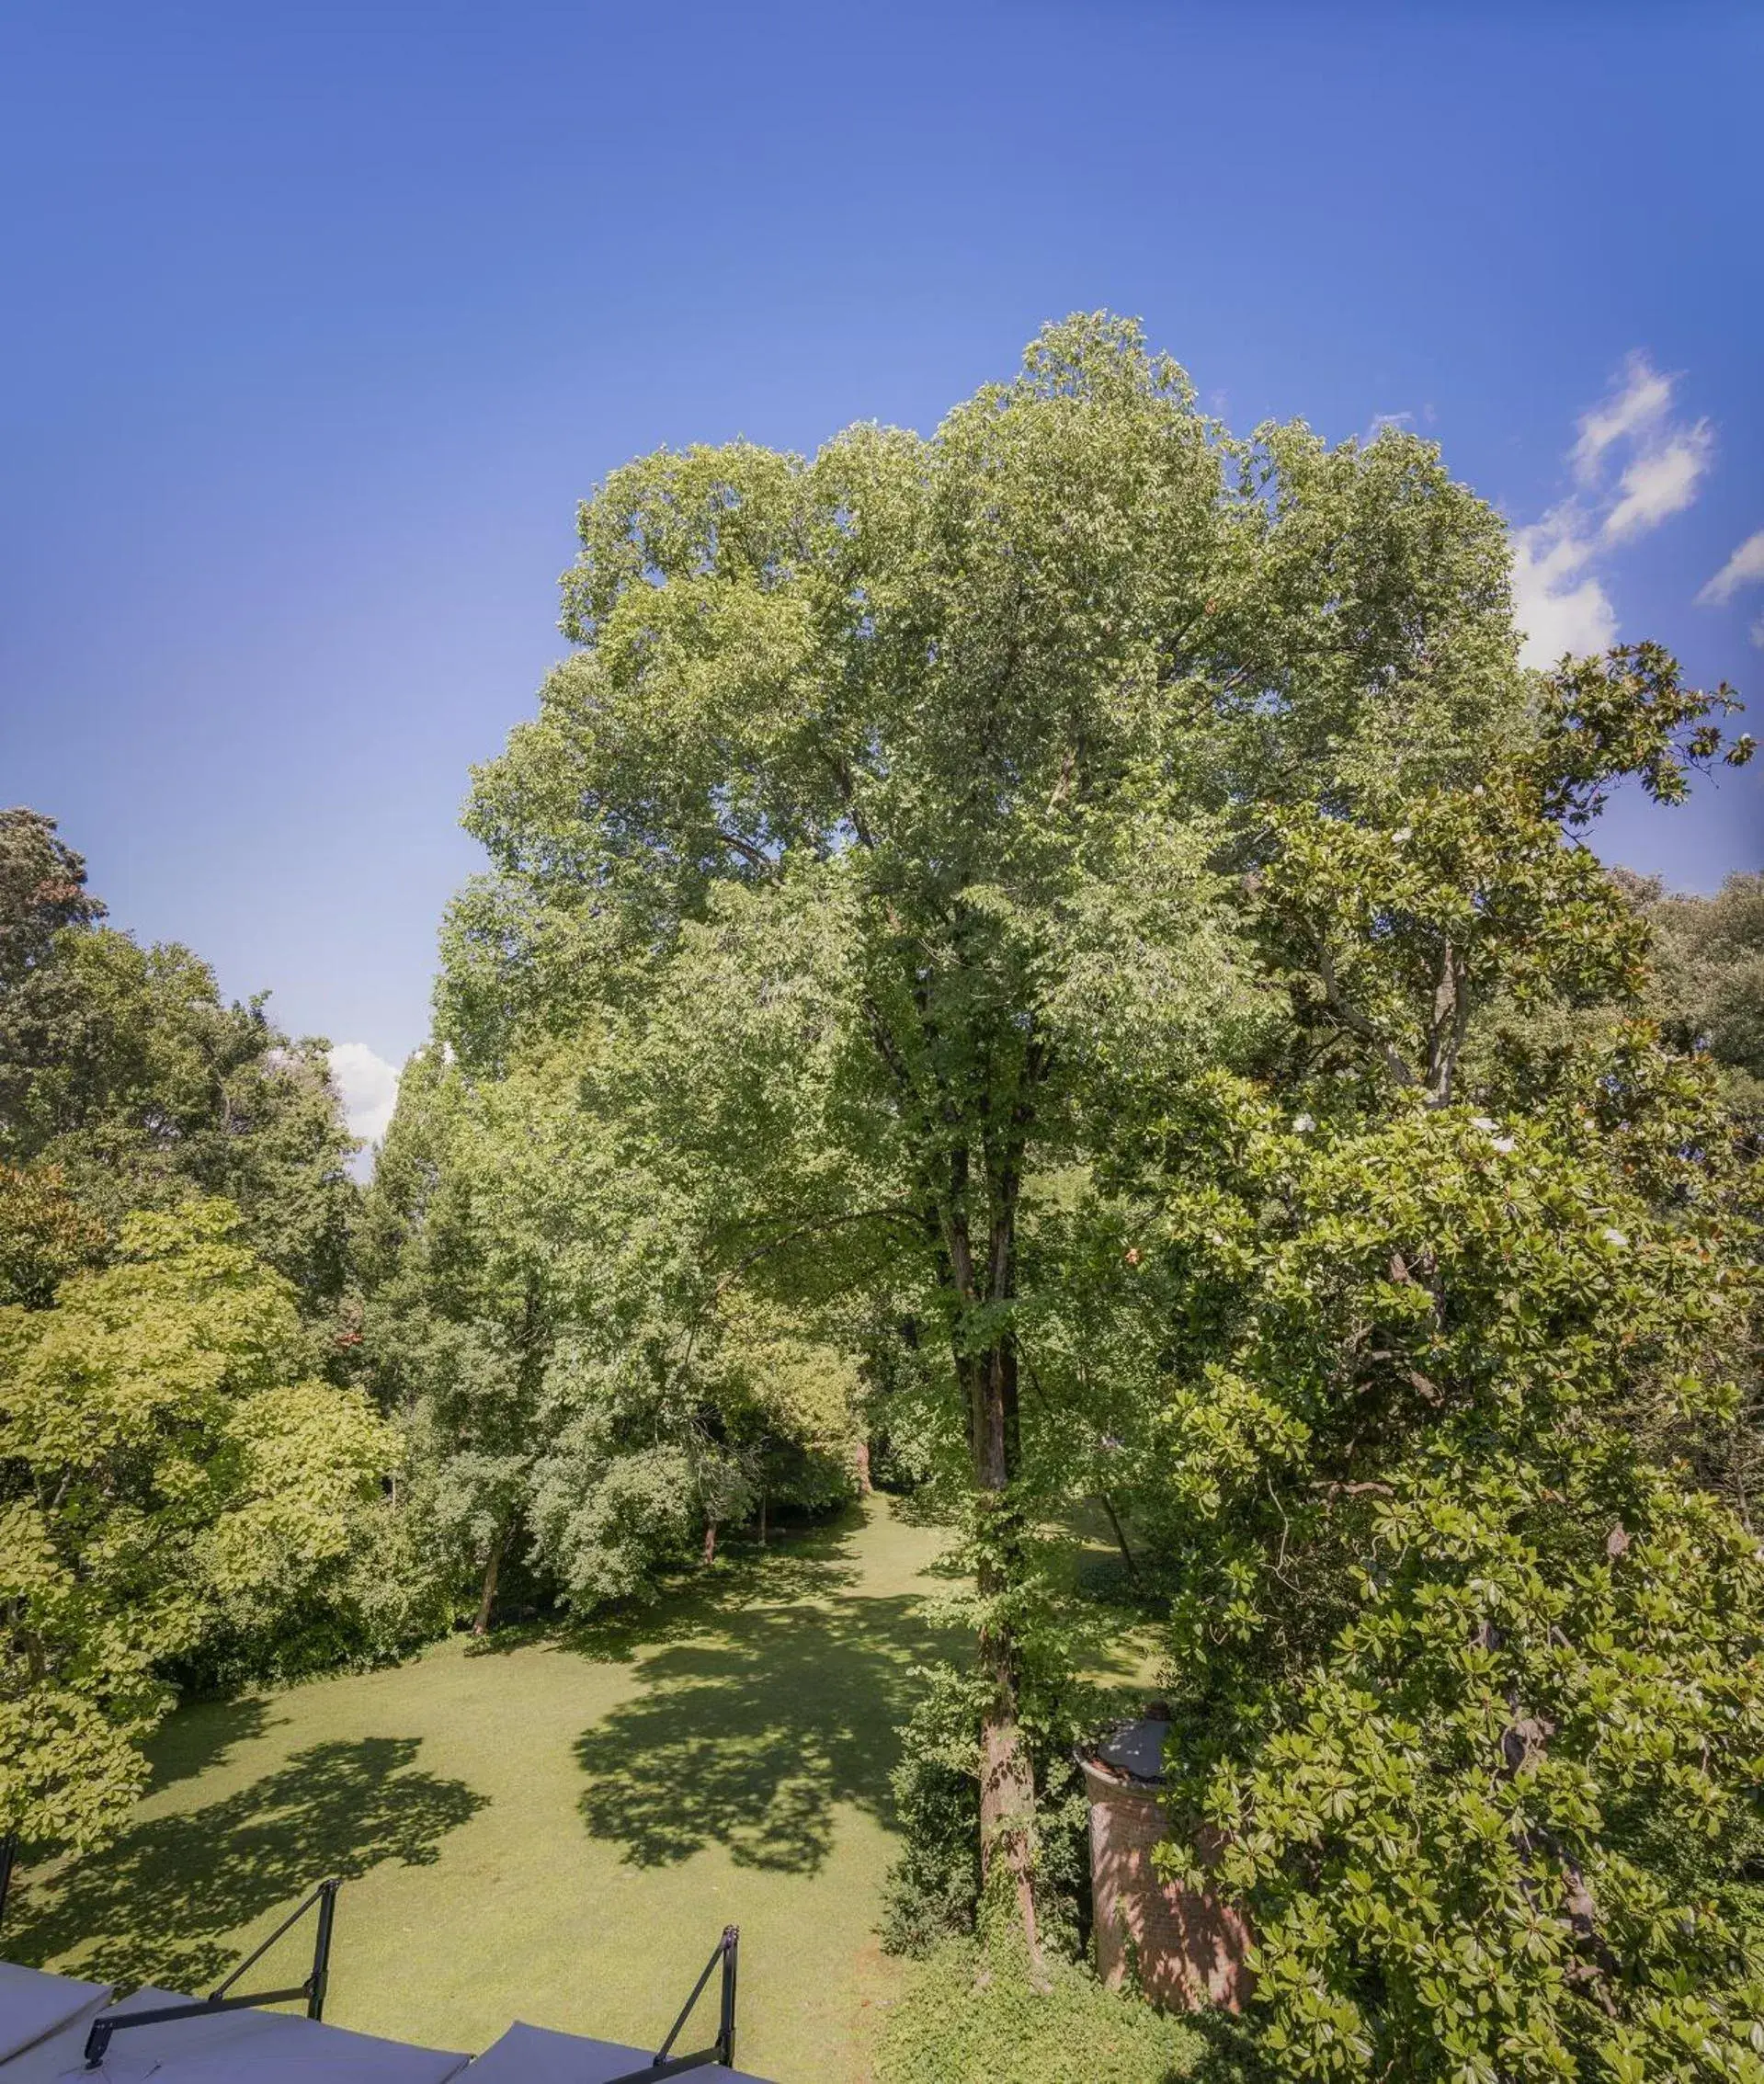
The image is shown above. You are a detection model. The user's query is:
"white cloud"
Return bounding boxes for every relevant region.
[1572,352,1674,479]
[1365,410,1414,442]
[329,1042,401,1147]
[1603,422,1713,541]
[1511,350,1714,666]
[1698,528,1764,607]
[1510,504,1617,667]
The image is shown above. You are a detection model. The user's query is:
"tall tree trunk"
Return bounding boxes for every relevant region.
[472,1278,541,1640]
[948,1168,1041,1965]
[1100,1491,1142,1588]
[757,1490,768,1547]
[854,1439,873,1494]
[702,1518,719,1566]
[471,1531,504,1636]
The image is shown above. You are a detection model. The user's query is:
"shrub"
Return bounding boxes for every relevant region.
[878,1942,1204,2084]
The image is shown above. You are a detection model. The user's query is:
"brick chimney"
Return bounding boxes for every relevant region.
[1078,1710,1253,2011]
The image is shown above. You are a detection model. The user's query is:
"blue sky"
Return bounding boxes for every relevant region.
[2,2,1759,1144]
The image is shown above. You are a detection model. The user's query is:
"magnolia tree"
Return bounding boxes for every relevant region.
[1051,659,1760,2078]
[438,313,1559,1950]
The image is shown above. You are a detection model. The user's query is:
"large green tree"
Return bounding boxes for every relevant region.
[0,809,358,1320]
[0,809,102,1002]
[362,1033,862,1631]
[438,313,1541,1948]
[0,1201,396,1852]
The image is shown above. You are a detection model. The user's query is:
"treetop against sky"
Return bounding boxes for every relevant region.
[1,2,1758,1149]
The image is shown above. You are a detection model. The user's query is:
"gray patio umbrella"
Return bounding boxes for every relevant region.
[0,1964,111,2067]
[0,1985,470,2081]
[465,2021,772,2084]
[465,1925,768,2083]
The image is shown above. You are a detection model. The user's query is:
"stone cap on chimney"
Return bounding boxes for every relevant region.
[1081,1704,1172,1788]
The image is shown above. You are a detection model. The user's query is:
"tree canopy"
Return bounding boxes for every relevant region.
[414,313,1758,2074]
[0,808,358,1319]
[6,316,1758,2083]
[1631,869,1764,1116]
[0,1201,394,1850]
[0,813,419,1861]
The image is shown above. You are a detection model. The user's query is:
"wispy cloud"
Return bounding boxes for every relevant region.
[329,1042,401,1147]
[1360,405,1439,447]
[1697,528,1764,608]
[1603,422,1713,541]
[1511,352,1713,668]
[1571,352,1674,479]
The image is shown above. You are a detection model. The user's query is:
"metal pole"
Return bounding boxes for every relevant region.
[652,1930,725,2065]
[307,1879,339,2020]
[717,1926,739,2069]
[211,1879,333,1999]
[85,1986,314,2068]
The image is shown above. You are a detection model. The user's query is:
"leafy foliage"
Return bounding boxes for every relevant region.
[0,1201,396,1850]
[1053,650,1764,2078]
[0,811,358,1320]
[0,1162,104,1309]
[880,1645,1095,1963]
[0,809,102,996]
[433,310,1557,1949]
[877,1940,1203,2084]
[1116,1095,1764,2078]
[360,1042,861,1627]
[1631,869,1764,1118]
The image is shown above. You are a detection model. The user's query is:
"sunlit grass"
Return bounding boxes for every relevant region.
[9,1498,960,2084]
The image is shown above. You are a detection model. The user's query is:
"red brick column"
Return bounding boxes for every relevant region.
[1081,1756,1254,2011]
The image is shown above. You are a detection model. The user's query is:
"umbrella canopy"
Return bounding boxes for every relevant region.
[467,2022,772,2083]
[103,2014,471,2083]
[0,1983,469,2082]
[0,1964,111,2067]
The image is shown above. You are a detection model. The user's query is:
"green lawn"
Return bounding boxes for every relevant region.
[9,1496,962,2084]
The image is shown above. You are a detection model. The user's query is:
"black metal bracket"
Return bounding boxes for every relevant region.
[82,1878,340,2069]
[603,1925,739,2081]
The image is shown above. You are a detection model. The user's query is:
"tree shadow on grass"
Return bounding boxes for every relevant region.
[574,1577,961,1876]
[142,1693,284,1792]
[10,1737,488,1994]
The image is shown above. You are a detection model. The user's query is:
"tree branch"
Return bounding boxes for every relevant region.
[1424,943,1473,1107]
[1316,944,1418,1091]
[716,1205,925,1288]
[713,828,778,876]
[812,744,877,850]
